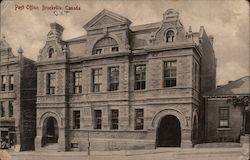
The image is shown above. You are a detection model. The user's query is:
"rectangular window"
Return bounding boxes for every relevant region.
[135,65,146,90]
[111,109,119,130]
[112,47,119,52]
[73,71,82,94]
[94,110,102,129]
[47,73,56,94]
[135,109,144,130]
[164,61,177,87]
[9,101,13,117]
[9,75,14,91]
[95,49,103,55]
[109,67,119,91]
[1,75,6,91]
[93,68,102,92]
[73,110,80,129]
[0,102,4,117]
[219,107,229,128]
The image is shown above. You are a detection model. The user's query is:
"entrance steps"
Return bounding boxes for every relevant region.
[39,143,58,152]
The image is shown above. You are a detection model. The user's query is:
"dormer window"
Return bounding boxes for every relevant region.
[93,37,118,55]
[166,30,174,42]
[48,48,54,58]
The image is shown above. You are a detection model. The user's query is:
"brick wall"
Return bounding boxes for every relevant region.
[206,98,243,142]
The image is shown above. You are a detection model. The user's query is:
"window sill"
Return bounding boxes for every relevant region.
[71,93,83,95]
[133,89,147,92]
[217,128,231,131]
[163,86,177,88]
[0,90,15,93]
[108,90,120,92]
[0,117,15,122]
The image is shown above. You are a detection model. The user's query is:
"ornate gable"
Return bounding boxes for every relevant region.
[0,36,15,59]
[83,9,132,31]
[149,9,187,46]
[91,15,121,28]
[38,23,68,62]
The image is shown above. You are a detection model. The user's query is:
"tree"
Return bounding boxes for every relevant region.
[232,95,249,136]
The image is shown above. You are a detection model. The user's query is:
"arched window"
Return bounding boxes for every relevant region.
[166,31,175,43]
[93,37,118,55]
[48,48,54,58]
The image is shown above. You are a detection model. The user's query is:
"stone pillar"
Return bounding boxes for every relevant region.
[119,106,129,130]
[35,136,43,150]
[102,107,109,130]
[35,126,43,150]
[240,135,250,160]
[14,126,21,152]
[83,107,92,129]
[58,128,66,151]
[181,128,193,148]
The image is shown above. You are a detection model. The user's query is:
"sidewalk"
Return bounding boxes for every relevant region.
[8,147,242,157]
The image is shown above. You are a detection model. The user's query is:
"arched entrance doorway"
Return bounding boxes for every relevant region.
[43,117,59,145]
[156,115,181,147]
[245,111,250,134]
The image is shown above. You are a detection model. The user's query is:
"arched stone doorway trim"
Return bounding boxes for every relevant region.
[191,109,199,143]
[39,111,63,128]
[152,108,187,129]
[192,109,198,126]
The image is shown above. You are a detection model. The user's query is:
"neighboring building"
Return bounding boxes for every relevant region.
[35,9,216,151]
[0,36,37,151]
[204,76,250,143]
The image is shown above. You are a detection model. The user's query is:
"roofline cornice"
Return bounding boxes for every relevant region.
[142,42,202,58]
[203,94,250,98]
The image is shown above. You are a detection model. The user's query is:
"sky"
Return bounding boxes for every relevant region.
[0,0,249,85]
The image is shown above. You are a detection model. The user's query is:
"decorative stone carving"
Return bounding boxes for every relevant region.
[94,37,118,48]
[38,111,63,127]
[92,15,120,27]
[152,108,188,129]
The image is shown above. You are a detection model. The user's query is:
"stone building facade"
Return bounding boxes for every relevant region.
[204,76,250,143]
[0,37,37,151]
[35,9,216,151]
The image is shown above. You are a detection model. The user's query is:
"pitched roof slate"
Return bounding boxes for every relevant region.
[204,76,250,97]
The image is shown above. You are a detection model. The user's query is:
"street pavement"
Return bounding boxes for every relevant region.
[0,147,245,160]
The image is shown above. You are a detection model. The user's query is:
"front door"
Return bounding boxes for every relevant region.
[156,115,181,147]
[45,117,58,144]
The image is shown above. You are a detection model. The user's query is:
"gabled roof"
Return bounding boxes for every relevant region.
[204,76,250,97]
[83,9,132,30]
[0,36,11,50]
[65,35,87,42]
[130,22,161,32]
